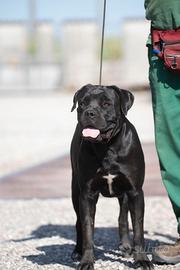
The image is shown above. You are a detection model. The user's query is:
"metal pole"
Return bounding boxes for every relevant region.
[26,0,36,90]
[99,0,107,86]
[29,0,36,35]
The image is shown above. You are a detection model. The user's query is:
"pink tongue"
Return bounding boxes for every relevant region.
[82,128,100,138]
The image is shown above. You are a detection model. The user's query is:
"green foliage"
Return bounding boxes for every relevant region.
[28,35,37,57]
[54,38,62,61]
[103,36,122,60]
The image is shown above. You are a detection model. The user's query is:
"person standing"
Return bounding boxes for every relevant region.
[145,0,180,265]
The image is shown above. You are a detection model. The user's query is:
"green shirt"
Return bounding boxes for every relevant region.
[145,0,180,29]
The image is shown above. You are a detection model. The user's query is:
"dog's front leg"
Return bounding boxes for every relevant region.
[118,194,132,257]
[77,191,97,270]
[128,190,154,270]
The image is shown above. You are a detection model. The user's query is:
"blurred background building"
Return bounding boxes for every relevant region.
[0,0,150,93]
[0,20,61,92]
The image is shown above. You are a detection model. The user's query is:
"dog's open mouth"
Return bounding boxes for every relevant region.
[82,128,100,139]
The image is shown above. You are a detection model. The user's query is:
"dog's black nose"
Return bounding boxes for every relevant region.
[85,110,95,118]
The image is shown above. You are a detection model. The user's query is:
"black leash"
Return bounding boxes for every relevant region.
[99,0,107,86]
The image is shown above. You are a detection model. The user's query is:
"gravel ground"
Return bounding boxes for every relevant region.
[0,197,179,270]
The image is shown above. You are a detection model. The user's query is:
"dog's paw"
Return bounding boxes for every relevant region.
[134,253,154,270]
[76,250,95,270]
[134,260,154,270]
[119,241,132,257]
[77,262,94,270]
[119,245,132,257]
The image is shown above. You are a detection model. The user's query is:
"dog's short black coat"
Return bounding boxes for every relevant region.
[70,84,153,270]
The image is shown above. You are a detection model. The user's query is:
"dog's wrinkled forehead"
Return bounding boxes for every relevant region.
[81,86,115,102]
[87,87,104,95]
[82,88,103,99]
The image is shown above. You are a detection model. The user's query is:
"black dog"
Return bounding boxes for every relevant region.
[70,84,153,270]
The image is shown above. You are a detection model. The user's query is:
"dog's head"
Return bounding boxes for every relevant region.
[71,84,134,142]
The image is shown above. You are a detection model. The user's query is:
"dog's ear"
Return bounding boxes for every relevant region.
[109,85,134,115]
[71,90,80,112]
[71,84,92,112]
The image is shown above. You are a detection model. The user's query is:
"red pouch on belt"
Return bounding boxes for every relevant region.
[152,28,180,73]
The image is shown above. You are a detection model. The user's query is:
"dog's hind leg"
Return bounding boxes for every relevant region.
[118,193,132,257]
[71,174,83,261]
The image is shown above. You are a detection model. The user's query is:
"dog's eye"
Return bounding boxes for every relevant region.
[103,102,111,107]
[79,101,85,108]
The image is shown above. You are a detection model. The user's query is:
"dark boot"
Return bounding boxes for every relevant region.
[153,239,180,264]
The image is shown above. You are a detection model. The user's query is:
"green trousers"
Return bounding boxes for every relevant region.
[148,46,180,234]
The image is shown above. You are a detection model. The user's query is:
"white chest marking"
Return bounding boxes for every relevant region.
[103,174,117,195]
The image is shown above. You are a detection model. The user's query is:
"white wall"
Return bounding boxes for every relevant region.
[121,19,150,88]
[36,22,54,62]
[0,64,61,92]
[0,23,27,63]
[62,21,99,90]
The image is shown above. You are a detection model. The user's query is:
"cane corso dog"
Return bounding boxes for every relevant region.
[70,84,153,270]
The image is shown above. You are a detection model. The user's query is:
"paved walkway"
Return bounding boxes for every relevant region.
[0,143,166,199]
